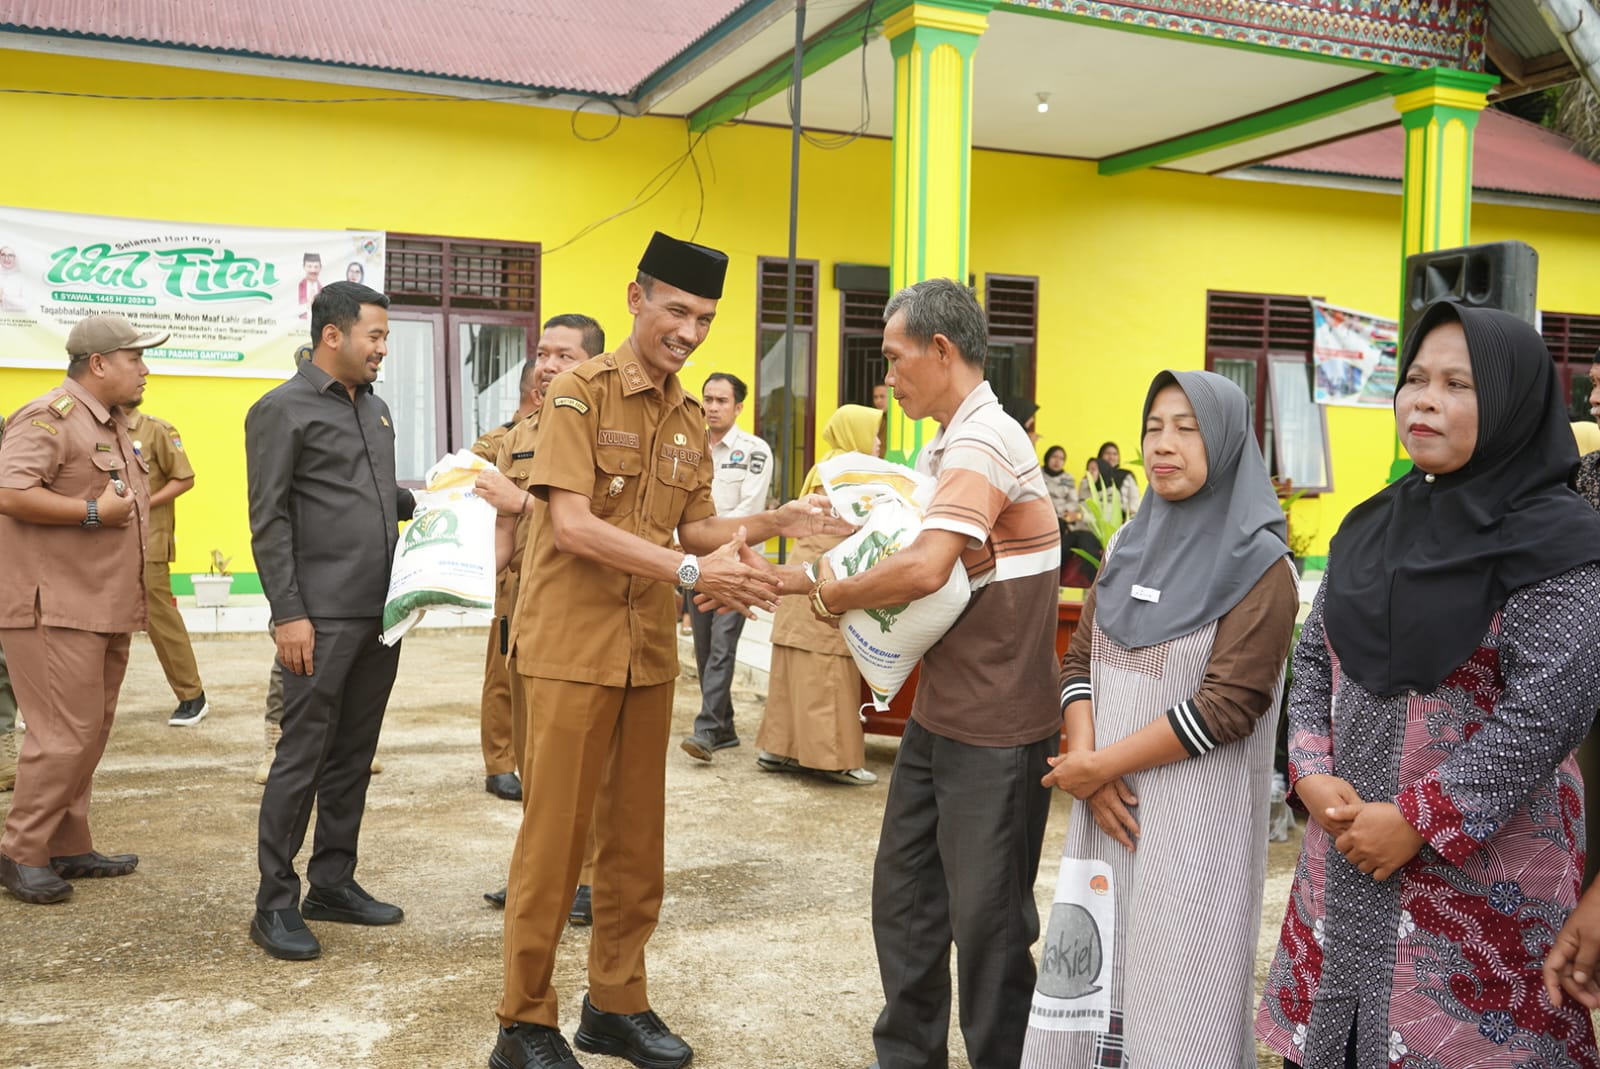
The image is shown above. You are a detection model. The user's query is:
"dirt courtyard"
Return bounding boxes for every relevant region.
[0,629,1301,1068]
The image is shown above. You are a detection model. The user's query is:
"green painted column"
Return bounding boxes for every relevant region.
[880,0,995,466]
[1387,66,1496,479]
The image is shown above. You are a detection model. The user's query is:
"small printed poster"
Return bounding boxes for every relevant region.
[1311,298,1399,408]
[1029,857,1115,1033]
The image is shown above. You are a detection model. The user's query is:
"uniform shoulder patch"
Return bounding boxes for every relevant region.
[49,395,75,418]
[553,396,590,415]
[29,418,58,436]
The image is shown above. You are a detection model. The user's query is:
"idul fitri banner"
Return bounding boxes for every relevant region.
[0,205,384,379]
[1310,298,1399,408]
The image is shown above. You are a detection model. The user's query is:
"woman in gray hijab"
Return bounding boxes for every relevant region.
[1020,370,1298,1069]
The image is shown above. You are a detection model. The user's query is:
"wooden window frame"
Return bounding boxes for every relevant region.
[384,232,542,477]
[754,256,820,500]
[1204,290,1334,494]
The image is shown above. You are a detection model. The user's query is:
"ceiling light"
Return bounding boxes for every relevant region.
[1036,92,1050,114]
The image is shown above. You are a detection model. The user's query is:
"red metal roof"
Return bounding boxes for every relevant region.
[1260,109,1600,203]
[0,0,753,96]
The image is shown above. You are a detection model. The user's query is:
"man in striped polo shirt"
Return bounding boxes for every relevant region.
[768,277,1062,1069]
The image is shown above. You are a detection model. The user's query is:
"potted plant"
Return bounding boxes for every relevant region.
[1276,484,1317,575]
[190,549,234,608]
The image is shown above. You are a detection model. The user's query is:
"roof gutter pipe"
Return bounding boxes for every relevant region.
[1532,0,1600,99]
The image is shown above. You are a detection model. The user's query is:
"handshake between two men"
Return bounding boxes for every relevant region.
[472,464,853,618]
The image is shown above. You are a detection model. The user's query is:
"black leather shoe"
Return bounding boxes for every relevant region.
[301,880,403,925]
[0,854,72,904]
[490,1023,583,1069]
[486,772,523,801]
[250,907,321,960]
[575,994,692,1069]
[679,735,714,762]
[568,884,592,926]
[50,850,139,878]
[486,886,507,909]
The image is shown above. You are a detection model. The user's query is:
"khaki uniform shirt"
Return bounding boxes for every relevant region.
[509,341,715,688]
[127,410,195,563]
[0,377,150,633]
[471,420,515,465]
[494,410,543,594]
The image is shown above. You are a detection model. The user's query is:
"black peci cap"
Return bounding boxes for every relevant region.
[637,231,728,300]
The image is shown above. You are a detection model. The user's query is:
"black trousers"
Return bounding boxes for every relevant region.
[256,616,401,911]
[871,718,1055,1069]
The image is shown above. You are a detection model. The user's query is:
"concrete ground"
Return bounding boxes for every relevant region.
[0,629,1302,1068]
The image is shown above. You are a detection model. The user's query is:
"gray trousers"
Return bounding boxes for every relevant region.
[256,616,400,910]
[0,640,15,734]
[689,597,746,743]
[872,718,1055,1069]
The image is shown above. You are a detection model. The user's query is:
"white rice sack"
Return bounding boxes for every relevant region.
[381,450,498,645]
[817,453,971,711]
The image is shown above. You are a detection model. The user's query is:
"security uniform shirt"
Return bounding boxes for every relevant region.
[245,360,414,624]
[0,378,150,633]
[709,423,771,518]
[509,340,715,687]
[127,409,194,563]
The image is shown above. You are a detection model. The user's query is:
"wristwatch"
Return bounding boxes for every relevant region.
[677,554,700,590]
[82,498,102,528]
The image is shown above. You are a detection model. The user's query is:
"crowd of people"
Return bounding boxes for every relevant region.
[6,230,1600,1069]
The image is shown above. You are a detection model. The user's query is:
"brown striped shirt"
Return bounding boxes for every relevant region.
[911,382,1063,746]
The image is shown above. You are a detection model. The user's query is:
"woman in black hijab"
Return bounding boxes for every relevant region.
[1257,302,1600,1068]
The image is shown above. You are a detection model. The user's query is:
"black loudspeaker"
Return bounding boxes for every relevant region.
[1402,240,1538,340]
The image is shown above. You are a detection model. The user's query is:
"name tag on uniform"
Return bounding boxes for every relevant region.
[95,442,113,452]
[1131,584,1161,603]
[511,450,535,460]
[660,444,702,465]
[598,430,639,448]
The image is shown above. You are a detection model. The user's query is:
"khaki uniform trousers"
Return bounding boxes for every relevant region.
[499,676,673,1027]
[143,560,203,701]
[479,605,516,777]
[507,654,595,886]
[0,626,131,865]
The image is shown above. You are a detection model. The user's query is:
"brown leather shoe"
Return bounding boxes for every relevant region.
[50,851,138,879]
[0,854,72,904]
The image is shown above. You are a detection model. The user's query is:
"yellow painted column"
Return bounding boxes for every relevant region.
[881,0,994,466]
[1388,67,1496,479]
[1392,68,1497,320]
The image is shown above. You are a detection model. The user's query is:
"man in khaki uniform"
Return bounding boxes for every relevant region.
[477,312,606,916]
[471,359,543,803]
[127,402,208,726]
[481,233,848,1069]
[0,312,159,904]
[0,412,16,793]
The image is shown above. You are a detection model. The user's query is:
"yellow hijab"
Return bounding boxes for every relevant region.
[799,404,884,496]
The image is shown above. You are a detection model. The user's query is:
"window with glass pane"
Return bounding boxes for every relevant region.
[1541,311,1600,422]
[984,275,1038,411]
[1204,290,1332,493]
[754,257,818,501]
[1268,354,1332,489]
[839,289,889,408]
[384,233,541,474]
[457,321,530,444]
[377,315,443,484]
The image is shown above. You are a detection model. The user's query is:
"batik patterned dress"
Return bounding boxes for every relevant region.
[1256,563,1600,1069]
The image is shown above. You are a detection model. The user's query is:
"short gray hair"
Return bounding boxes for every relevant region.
[882,278,987,369]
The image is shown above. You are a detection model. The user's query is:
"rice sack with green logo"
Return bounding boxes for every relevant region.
[817,453,971,711]
[381,450,497,644]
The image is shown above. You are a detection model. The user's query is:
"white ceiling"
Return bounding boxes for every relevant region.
[653,4,1401,173]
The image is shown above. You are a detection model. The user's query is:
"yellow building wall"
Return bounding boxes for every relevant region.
[4,48,1599,584]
